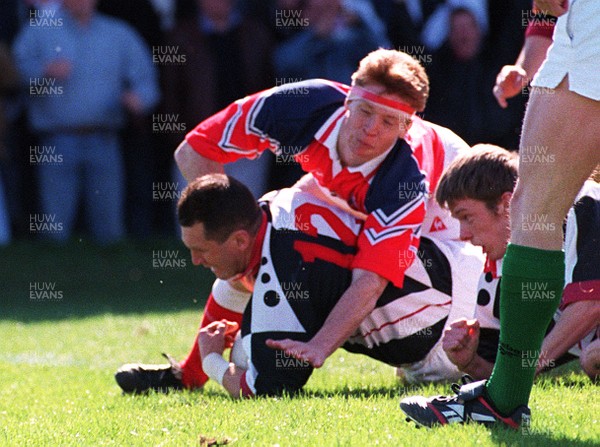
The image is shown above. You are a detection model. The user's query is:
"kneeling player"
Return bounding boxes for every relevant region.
[434,146,599,381]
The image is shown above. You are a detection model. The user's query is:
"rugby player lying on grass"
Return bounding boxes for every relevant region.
[151,174,479,398]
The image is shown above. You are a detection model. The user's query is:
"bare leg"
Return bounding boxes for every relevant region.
[487,76,600,414]
[511,77,600,249]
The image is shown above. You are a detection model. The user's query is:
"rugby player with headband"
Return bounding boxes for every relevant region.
[348,84,416,116]
[116,49,484,394]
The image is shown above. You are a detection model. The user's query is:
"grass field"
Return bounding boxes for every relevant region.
[1,240,598,446]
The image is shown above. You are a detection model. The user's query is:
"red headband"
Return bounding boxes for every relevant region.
[347,85,416,116]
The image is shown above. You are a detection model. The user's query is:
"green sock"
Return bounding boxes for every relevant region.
[485,244,564,415]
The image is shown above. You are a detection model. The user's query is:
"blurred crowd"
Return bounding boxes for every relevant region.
[0,0,532,245]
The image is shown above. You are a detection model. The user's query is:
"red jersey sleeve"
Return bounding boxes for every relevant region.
[185,79,349,163]
[185,91,278,163]
[352,197,426,288]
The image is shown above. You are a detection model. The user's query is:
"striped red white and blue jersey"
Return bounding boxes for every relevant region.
[186,79,462,286]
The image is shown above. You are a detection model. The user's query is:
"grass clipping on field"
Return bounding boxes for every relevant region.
[199,435,234,446]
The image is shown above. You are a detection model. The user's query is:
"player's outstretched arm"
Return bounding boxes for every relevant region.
[174,141,225,183]
[267,268,387,368]
[537,300,600,375]
[442,318,493,380]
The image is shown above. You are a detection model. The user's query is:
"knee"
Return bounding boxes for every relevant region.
[580,338,600,381]
[510,179,572,225]
[254,374,308,397]
[510,181,548,217]
[510,187,565,236]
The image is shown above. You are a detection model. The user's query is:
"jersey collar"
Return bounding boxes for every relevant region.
[483,256,503,279]
[232,210,268,283]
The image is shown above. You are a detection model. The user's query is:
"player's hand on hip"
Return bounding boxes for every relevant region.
[265,338,326,368]
[198,320,239,358]
[442,318,480,371]
[493,65,527,108]
[533,0,568,17]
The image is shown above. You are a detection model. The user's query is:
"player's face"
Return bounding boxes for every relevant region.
[450,197,510,261]
[340,84,411,167]
[181,222,247,280]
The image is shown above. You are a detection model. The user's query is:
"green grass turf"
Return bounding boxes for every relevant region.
[1,241,598,446]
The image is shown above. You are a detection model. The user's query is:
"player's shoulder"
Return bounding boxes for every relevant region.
[411,117,467,146]
[575,180,600,202]
[264,79,349,105]
[250,79,348,147]
[409,116,469,163]
[569,180,600,227]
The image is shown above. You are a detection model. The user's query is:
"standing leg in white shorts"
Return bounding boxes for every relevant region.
[486,73,600,414]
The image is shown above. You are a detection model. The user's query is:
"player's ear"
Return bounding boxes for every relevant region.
[498,191,512,214]
[399,118,413,138]
[230,229,252,251]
